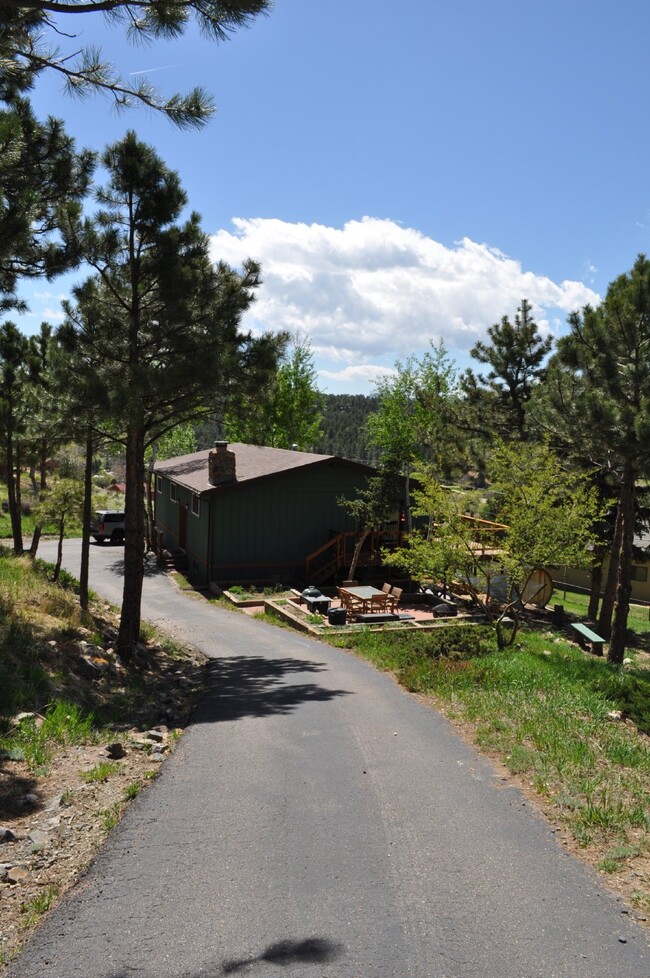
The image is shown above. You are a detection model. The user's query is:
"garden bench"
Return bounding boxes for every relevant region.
[570,622,605,656]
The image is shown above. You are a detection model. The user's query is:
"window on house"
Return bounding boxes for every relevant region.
[191,495,200,517]
[170,483,177,503]
[631,565,648,582]
[156,476,162,494]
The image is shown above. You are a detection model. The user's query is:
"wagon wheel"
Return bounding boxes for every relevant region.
[520,567,553,608]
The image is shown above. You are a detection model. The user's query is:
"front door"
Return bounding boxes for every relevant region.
[178,503,187,550]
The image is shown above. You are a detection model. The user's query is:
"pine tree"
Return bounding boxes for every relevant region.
[0,321,43,552]
[0,1,270,128]
[558,255,650,663]
[0,97,94,312]
[60,132,282,656]
[461,298,553,441]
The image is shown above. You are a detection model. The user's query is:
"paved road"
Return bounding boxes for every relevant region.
[8,540,650,977]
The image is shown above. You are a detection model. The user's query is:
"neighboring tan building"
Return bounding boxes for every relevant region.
[551,532,650,604]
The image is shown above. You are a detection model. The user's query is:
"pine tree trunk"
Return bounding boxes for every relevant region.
[15,442,21,515]
[117,423,146,659]
[28,526,41,558]
[79,430,93,611]
[608,464,636,663]
[40,438,48,492]
[145,444,157,553]
[598,503,623,639]
[6,432,23,554]
[587,543,606,620]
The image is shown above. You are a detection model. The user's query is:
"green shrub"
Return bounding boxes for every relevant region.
[592,672,650,736]
[336,624,495,661]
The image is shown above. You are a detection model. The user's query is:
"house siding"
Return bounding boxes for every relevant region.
[155,459,371,585]
[156,481,211,580]
[210,466,365,581]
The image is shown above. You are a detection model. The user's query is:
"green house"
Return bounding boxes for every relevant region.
[154,441,376,587]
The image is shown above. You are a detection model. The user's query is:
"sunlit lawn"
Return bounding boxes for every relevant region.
[551,586,650,649]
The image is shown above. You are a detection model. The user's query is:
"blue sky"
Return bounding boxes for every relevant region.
[18,0,650,393]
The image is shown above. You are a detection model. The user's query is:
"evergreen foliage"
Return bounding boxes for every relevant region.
[462,298,552,442]
[59,132,282,655]
[314,394,380,463]
[0,0,271,127]
[0,97,94,312]
[557,255,650,662]
[0,321,46,553]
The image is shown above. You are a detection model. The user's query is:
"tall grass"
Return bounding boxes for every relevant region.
[3,700,99,770]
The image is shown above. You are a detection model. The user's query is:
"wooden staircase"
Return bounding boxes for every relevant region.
[305,529,401,586]
[160,549,188,573]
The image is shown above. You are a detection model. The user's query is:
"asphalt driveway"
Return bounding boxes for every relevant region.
[7,539,650,977]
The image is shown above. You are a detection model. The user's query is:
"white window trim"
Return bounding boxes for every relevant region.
[191,495,200,517]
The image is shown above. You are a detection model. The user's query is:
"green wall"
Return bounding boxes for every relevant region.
[156,461,371,584]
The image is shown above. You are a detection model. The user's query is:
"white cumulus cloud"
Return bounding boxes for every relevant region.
[210,217,600,391]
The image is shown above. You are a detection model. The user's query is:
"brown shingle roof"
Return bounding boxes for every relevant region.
[154,443,356,495]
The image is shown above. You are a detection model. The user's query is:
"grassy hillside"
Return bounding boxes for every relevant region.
[0,552,206,968]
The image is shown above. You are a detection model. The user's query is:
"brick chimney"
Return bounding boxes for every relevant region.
[208,441,236,485]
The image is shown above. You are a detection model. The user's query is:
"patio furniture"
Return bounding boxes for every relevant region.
[570,621,605,656]
[386,586,402,612]
[370,593,390,612]
[339,584,386,616]
[306,595,331,615]
[301,586,331,615]
[338,588,364,616]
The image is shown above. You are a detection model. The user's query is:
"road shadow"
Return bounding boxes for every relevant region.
[102,937,344,978]
[220,936,345,974]
[102,554,168,579]
[194,655,352,723]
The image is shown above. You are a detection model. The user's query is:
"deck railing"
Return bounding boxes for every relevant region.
[305,528,401,585]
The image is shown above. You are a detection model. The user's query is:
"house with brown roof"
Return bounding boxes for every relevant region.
[153,441,377,587]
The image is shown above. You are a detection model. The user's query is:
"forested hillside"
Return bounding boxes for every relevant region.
[314,394,380,464]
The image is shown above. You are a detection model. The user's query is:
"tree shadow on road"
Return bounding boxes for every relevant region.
[194,655,352,723]
[220,936,345,974]
[101,553,168,579]
[104,936,345,978]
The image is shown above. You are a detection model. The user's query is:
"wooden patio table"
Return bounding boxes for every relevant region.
[339,585,387,614]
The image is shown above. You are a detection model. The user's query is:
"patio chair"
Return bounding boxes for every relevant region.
[381,582,392,594]
[370,593,389,613]
[386,586,403,612]
[338,589,363,616]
